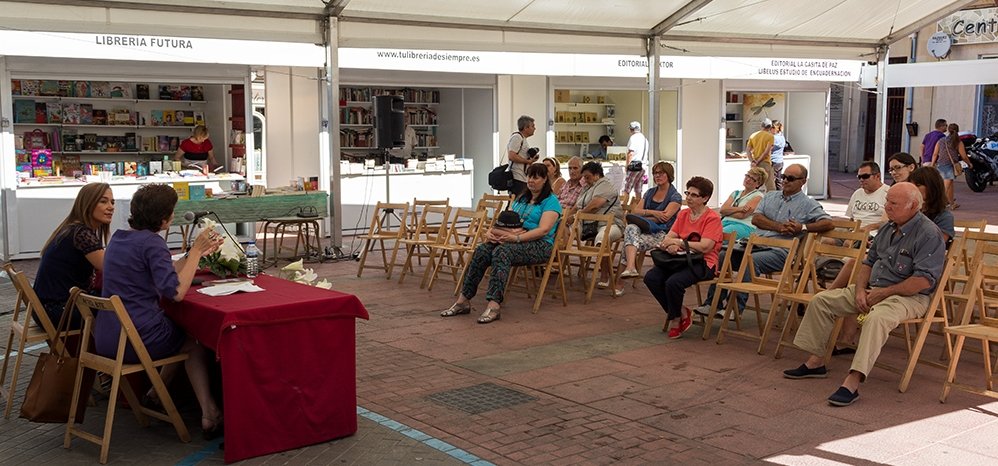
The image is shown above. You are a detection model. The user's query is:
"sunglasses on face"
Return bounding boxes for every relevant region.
[857,173,876,180]
[781,174,804,182]
[684,191,703,198]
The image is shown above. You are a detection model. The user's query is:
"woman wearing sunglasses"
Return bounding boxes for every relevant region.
[718,167,768,240]
[643,177,723,339]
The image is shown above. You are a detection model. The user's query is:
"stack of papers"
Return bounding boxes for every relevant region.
[197,281,265,296]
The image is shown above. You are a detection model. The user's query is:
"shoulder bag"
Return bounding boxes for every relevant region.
[626,137,649,172]
[580,194,617,241]
[942,142,964,177]
[651,234,706,276]
[20,293,90,423]
[488,132,525,191]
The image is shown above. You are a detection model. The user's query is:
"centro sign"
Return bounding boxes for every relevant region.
[938,6,998,45]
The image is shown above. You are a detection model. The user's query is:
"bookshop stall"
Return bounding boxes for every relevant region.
[334,68,494,232]
[0,31,324,259]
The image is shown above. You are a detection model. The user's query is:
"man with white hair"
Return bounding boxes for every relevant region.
[783,182,946,407]
[624,121,649,198]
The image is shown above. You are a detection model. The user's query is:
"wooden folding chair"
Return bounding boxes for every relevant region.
[501,215,570,312]
[407,198,450,238]
[947,230,998,294]
[559,213,617,304]
[713,234,800,346]
[771,229,868,358]
[423,208,488,293]
[356,201,409,278]
[394,205,452,285]
[695,231,738,338]
[878,248,959,392]
[476,194,513,229]
[0,263,81,419]
[941,243,998,402]
[65,290,190,464]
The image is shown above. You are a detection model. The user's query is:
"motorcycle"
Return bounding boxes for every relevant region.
[964,132,998,193]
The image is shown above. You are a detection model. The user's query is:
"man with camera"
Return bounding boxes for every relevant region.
[507,115,539,196]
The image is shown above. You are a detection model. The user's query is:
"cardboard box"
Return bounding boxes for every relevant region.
[555,89,571,103]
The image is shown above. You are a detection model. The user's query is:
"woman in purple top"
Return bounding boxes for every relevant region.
[97,184,224,439]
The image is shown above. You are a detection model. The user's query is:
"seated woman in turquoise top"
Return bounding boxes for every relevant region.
[440,163,561,324]
[719,167,767,240]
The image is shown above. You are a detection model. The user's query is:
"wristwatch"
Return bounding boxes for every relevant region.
[801,223,808,232]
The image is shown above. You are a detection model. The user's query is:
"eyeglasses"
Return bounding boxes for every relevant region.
[856,173,875,180]
[781,174,805,182]
[887,165,909,173]
[652,171,667,176]
[684,191,703,198]
[744,174,760,183]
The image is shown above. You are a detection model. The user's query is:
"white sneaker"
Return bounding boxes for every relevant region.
[694,304,725,319]
[620,269,640,279]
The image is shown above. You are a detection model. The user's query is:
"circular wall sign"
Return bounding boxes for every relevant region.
[927,32,952,59]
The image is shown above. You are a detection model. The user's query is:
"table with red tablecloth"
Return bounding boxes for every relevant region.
[163,274,369,463]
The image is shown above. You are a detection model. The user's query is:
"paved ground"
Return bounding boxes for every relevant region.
[1,169,997,465]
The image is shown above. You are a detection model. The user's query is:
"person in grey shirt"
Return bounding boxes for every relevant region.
[696,163,833,317]
[506,115,538,196]
[782,182,946,407]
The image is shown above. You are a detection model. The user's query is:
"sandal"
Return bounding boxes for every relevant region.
[477,307,501,324]
[440,302,472,317]
[596,280,610,289]
[619,269,640,279]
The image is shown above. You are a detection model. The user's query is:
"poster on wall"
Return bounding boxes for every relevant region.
[742,93,786,139]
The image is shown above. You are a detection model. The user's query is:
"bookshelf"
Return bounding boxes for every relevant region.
[724,91,745,153]
[11,79,219,178]
[339,86,440,156]
[553,89,616,161]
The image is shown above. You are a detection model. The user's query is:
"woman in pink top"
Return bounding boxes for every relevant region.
[643,176,723,339]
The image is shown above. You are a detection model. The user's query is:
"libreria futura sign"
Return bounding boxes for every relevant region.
[95,35,194,49]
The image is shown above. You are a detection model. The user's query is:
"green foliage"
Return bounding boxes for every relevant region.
[199,252,246,278]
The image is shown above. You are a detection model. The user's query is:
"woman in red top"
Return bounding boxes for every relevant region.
[174,125,217,169]
[643,176,723,339]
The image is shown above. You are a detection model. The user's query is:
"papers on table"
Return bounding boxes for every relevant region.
[197,281,265,296]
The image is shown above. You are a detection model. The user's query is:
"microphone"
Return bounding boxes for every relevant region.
[183,210,212,222]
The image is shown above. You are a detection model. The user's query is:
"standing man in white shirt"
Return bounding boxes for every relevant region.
[507,115,538,196]
[624,121,650,198]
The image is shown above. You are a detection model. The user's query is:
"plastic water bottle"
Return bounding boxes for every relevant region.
[244,242,260,278]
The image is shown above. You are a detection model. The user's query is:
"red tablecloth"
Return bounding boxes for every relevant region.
[164,274,369,463]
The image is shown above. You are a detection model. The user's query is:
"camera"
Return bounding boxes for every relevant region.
[527,147,540,159]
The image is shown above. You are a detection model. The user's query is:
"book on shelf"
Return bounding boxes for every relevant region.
[136,162,149,176]
[180,86,192,101]
[193,111,205,126]
[24,129,48,149]
[60,155,82,177]
[15,150,31,173]
[158,135,171,152]
[39,80,59,97]
[191,86,205,101]
[62,131,78,152]
[46,102,62,123]
[162,110,175,126]
[20,80,39,96]
[182,111,195,126]
[74,81,90,98]
[136,84,150,100]
[91,81,110,98]
[58,80,73,97]
[158,85,173,100]
[92,109,108,126]
[82,133,98,151]
[62,103,80,124]
[79,104,93,125]
[11,79,21,96]
[149,160,163,174]
[31,149,53,177]
[175,110,188,126]
[14,100,34,123]
[125,132,137,151]
[109,82,131,99]
[150,110,164,126]
[34,102,47,124]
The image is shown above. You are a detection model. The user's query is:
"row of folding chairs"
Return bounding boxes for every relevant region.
[1,263,190,463]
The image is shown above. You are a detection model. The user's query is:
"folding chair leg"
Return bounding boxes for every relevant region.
[356,239,372,277]
[940,334,968,402]
[701,288,725,340]
[147,372,190,442]
[3,339,27,419]
[757,299,787,355]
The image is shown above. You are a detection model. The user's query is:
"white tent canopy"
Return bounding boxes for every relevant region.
[0,0,979,58]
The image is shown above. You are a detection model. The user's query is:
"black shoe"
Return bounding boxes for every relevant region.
[831,346,856,357]
[827,386,859,406]
[783,364,828,379]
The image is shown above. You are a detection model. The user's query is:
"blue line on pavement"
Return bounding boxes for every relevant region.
[174,438,223,466]
[357,406,494,465]
[0,342,48,361]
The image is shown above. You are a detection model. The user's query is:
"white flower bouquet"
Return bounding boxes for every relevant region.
[280,259,332,289]
[196,218,246,278]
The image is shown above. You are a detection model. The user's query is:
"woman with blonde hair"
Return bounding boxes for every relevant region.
[718,167,767,240]
[33,182,114,329]
[542,157,566,195]
[174,124,218,170]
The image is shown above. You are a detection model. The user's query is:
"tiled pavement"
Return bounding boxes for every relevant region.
[1,169,998,465]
